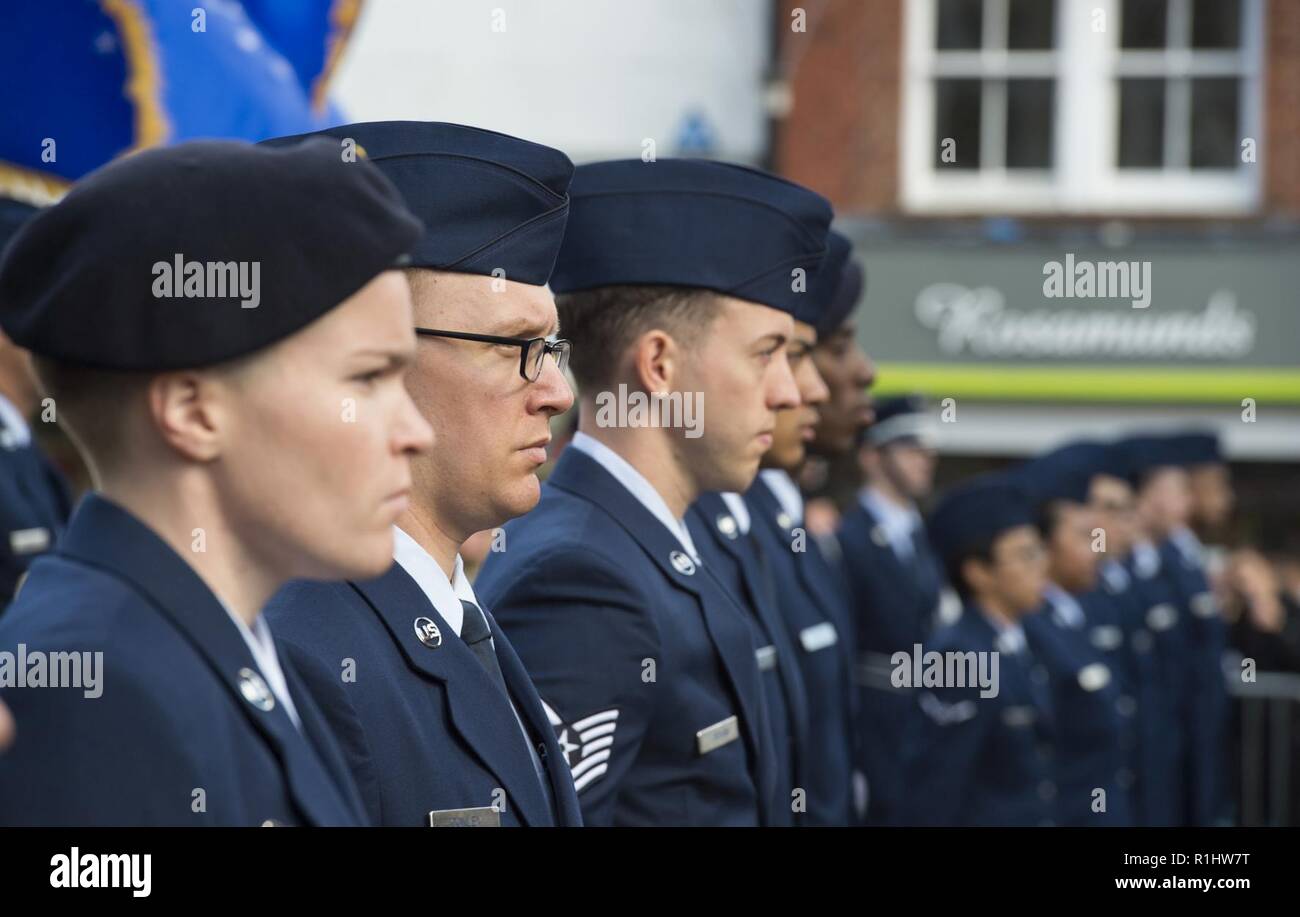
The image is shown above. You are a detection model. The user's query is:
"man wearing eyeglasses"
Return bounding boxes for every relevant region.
[263,121,581,827]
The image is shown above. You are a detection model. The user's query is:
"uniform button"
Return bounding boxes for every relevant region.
[238,668,275,712]
[1038,780,1057,801]
[261,819,281,827]
[1116,695,1137,717]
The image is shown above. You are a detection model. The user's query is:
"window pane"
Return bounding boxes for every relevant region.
[1190,77,1240,168]
[1118,78,1165,167]
[1006,79,1055,168]
[1192,0,1241,49]
[1121,0,1168,49]
[934,78,982,169]
[937,0,983,50]
[1008,0,1055,49]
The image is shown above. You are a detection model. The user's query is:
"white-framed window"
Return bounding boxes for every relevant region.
[900,0,1264,214]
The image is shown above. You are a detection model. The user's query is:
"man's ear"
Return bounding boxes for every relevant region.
[630,329,680,395]
[146,371,224,462]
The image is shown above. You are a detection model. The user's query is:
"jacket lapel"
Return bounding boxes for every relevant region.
[693,492,810,771]
[748,480,844,628]
[59,494,356,825]
[488,609,583,826]
[350,564,551,827]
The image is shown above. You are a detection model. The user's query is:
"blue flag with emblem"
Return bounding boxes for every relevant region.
[0,0,360,205]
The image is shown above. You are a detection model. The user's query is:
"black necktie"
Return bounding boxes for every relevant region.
[460,599,510,700]
[461,599,557,817]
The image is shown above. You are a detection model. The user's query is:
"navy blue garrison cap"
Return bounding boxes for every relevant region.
[928,473,1036,566]
[1167,430,1224,465]
[1117,430,1222,484]
[550,159,833,316]
[0,139,422,371]
[263,121,573,286]
[1014,443,1101,507]
[863,394,933,447]
[800,230,851,331]
[812,231,864,337]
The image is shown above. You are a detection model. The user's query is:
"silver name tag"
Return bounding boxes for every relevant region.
[755,644,777,671]
[9,527,50,555]
[427,806,501,827]
[799,622,838,652]
[696,715,740,755]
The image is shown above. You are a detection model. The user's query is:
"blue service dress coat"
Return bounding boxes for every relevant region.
[1078,572,1149,812]
[687,491,810,826]
[1159,535,1230,825]
[1124,546,1194,826]
[475,447,778,827]
[265,563,583,827]
[743,480,857,826]
[836,498,946,824]
[0,494,366,826]
[896,606,1058,827]
[1023,597,1137,825]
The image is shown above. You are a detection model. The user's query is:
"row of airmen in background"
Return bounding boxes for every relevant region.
[0,120,1282,826]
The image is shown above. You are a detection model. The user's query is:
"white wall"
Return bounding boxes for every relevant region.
[332,0,773,164]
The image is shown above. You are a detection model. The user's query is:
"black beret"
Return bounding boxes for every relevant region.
[927,473,1037,566]
[0,198,37,259]
[550,159,832,316]
[263,121,573,286]
[0,139,422,370]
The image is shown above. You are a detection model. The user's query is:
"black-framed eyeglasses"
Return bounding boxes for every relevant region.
[413,328,571,382]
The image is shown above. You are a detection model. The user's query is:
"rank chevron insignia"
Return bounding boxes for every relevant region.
[542,701,619,794]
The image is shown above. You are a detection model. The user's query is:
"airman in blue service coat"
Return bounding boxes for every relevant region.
[0,138,431,825]
[264,121,582,827]
[686,230,856,825]
[739,231,860,826]
[687,491,809,825]
[796,248,877,821]
[745,473,858,826]
[837,394,949,824]
[1013,445,1137,825]
[1123,432,1231,825]
[1164,431,1232,826]
[0,199,72,609]
[1119,434,1205,825]
[897,475,1058,826]
[1074,439,1173,826]
[476,158,834,825]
